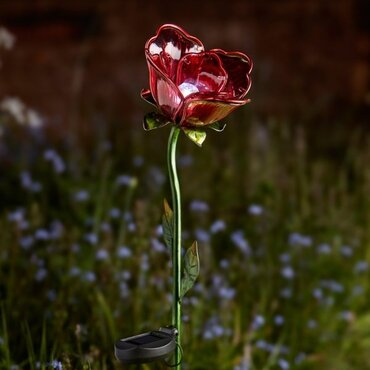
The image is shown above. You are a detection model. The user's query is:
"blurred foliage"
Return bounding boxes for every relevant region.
[0,105,369,370]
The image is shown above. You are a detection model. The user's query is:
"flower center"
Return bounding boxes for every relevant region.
[178,82,199,98]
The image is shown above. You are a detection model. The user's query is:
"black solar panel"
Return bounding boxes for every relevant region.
[128,334,162,346]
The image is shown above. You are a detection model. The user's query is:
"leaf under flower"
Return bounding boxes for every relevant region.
[183,128,206,147]
[208,121,226,132]
[143,112,171,131]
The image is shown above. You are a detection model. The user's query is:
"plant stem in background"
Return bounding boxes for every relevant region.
[167,126,182,369]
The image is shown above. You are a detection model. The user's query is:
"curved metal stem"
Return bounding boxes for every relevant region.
[167,126,182,369]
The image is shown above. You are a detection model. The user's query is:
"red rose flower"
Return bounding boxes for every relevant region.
[142,24,253,128]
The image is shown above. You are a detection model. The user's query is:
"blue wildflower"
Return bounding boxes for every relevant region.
[47,290,57,301]
[70,243,80,253]
[354,260,368,273]
[178,154,193,167]
[132,155,144,167]
[7,208,25,223]
[147,166,165,186]
[119,282,130,298]
[84,233,98,245]
[141,254,149,271]
[100,222,111,233]
[339,310,353,322]
[44,149,65,174]
[49,220,64,239]
[280,288,293,299]
[219,259,230,269]
[295,352,306,364]
[116,174,135,186]
[255,339,269,350]
[219,287,236,300]
[109,208,121,219]
[288,232,312,247]
[231,230,251,256]
[252,314,265,330]
[307,319,317,329]
[50,360,63,370]
[35,229,50,241]
[195,228,210,243]
[190,200,209,212]
[248,204,264,216]
[312,288,323,300]
[19,235,34,250]
[96,249,109,261]
[69,267,80,277]
[352,285,364,296]
[151,238,166,253]
[281,266,295,280]
[73,190,90,202]
[317,243,331,255]
[340,245,353,257]
[35,268,48,282]
[82,271,96,283]
[279,252,291,263]
[117,246,132,259]
[274,315,285,326]
[278,358,290,370]
[210,220,226,234]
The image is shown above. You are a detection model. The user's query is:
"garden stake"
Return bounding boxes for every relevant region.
[115,24,252,369]
[167,126,182,369]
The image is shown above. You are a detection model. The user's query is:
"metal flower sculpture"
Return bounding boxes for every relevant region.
[142,24,252,146]
[115,24,252,369]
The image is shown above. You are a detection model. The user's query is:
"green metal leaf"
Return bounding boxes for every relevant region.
[181,241,200,299]
[183,128,207,147]
[143,112,171,131]
[162,198,173,249]
[208,121,226,132]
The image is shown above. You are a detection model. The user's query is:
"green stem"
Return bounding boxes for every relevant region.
[167,126,182,369]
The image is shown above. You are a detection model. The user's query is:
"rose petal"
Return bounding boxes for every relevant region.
[145,24,204,82]
[176,52,228,98]
[211,49,253,100]
[146,58,183,121]
[180,97,250,127]
[140,89,157,107]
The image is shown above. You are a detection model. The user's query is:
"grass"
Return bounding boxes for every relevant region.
[0,109,369,370]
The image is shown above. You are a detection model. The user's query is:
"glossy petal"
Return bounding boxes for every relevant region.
[176,52,228,99]
[145,24,204,82]
[181,98,250,127]
[211,49,253,100]
[142,24,253,127]
[146,58,183,121]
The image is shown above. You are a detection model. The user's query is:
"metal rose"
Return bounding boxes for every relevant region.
[142,24,252,129]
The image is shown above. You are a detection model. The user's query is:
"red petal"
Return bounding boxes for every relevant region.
[180,97,250,127]
[211,49,253,100]
[146,58,183,121]
[140,89,157,107]
[176,52,228,99]
[145,24,204,82]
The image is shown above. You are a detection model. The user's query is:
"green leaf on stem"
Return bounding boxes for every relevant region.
[208,121,226,132]
[143,112,171,131]
[162,198,173,249]
[181,241,200,299]
[183,128,206,147]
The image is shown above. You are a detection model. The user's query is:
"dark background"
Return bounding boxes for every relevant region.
[0,0,369,129]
